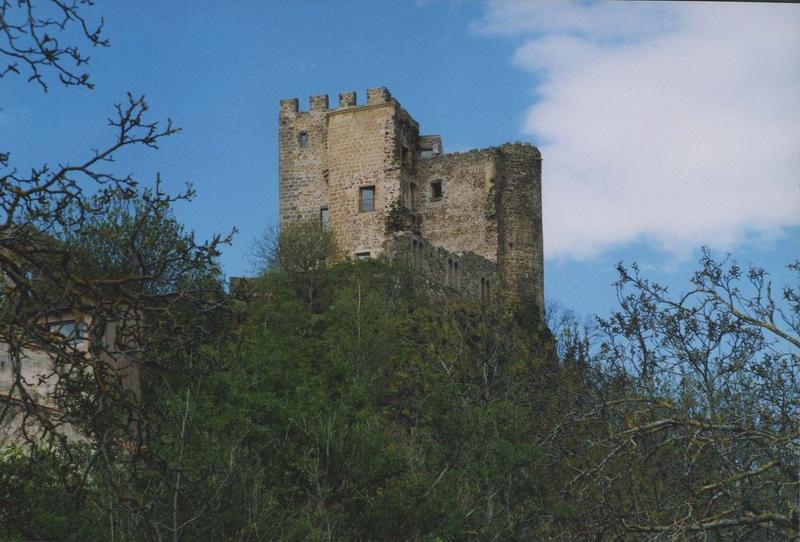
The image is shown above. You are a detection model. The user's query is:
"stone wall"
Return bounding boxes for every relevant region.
[326,99,396,257]
[495,143,544,311]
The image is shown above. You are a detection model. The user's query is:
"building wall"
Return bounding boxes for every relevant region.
[0,312,139,445]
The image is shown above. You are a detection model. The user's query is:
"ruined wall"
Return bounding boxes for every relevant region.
[385,232,498,304]
[416,149,499,261]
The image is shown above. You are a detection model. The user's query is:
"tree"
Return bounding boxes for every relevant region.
[252,220,337,312]
[550,251,799,540]
[1,0,235,488]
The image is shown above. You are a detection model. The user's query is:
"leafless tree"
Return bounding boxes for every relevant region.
[0,0,108,91]
[547,251,799,540]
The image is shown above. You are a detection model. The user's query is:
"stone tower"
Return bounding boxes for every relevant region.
[279,87,544,316]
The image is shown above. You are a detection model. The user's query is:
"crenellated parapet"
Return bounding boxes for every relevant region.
[279,86,395,117]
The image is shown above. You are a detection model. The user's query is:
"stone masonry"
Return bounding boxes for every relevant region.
[279,87,544,315]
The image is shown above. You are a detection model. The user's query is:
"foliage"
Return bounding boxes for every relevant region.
[4,215,798,541]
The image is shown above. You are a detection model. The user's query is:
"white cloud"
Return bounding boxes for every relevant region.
[477,1,800,260]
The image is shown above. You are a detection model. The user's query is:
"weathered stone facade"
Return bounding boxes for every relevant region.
[279,87,543,315]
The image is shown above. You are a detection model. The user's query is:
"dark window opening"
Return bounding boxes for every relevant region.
[298,131,309,148]
[431,180,443,200]
[447,259,454,288]
[320,207,329,227]
[409,183,417,211]
[419,147,435,159]
[359,186,375,212]
[454,261,459,290]
[355,251,370,261]
[401,145,409,164]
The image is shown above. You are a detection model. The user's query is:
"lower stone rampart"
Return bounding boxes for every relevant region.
[385,232,498,304]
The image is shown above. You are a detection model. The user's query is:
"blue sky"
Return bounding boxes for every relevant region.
[4,1,799,319]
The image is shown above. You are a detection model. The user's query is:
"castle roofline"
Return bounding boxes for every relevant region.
[420,141,541,161]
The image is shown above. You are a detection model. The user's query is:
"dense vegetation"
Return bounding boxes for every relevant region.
[1,227,797,539]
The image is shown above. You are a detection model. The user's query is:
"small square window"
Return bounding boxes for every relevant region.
[355,251,370,261]
[320,207,329,227]
[359,186,375,212]
[431,180,443,200]
[298,131,309,148]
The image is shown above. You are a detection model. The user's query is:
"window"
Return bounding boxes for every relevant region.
[481,277,486,302]
[419,147,435,159]
[409,183,417,211]
[298,131,309,148]
[355,251,370,261]
[49,320,87,345]
[359,186,375,212]
[320,207,329,227]
[431,180,443,200]
[454,261,459,290]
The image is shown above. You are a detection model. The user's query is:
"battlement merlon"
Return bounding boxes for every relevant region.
[366,86,391,105]
[279,97,299,114]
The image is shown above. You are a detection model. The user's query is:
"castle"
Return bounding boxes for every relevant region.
[279,87,544,315]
